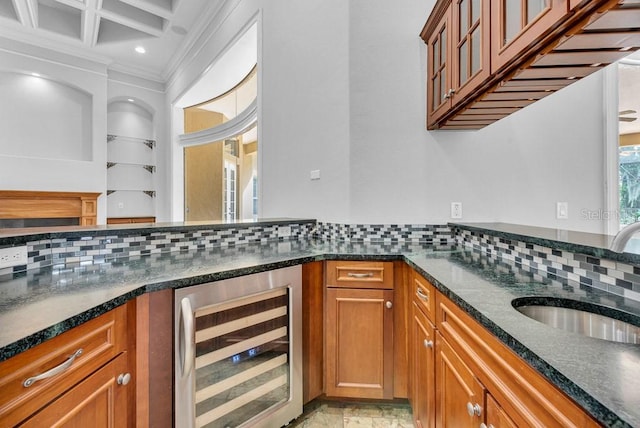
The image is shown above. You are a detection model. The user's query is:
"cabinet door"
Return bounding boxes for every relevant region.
[325,287,394,399]
[436,332,485,428]
[485,393,518,428]
[20,353,129,427]
[412,303,435,428]
[490,0,569,73]
[426,9,452,128]
[451,0,491,104]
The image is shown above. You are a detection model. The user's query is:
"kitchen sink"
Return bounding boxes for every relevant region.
[512,298,640,345]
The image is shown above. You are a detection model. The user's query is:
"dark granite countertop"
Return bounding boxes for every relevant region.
[1,238,638,427]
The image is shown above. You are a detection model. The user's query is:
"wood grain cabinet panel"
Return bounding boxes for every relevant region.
[20,353,129,428]
[0,304,132,427]
[435,331,485,428]
[411,302,436,428]
[325,261,394,290]
[435,293,600,427]
[325,287,394,399]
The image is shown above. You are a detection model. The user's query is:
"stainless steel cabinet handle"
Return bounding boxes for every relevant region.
[117,373,131,385]
[386,301,393,309]
[466,402,482,417]
[480,424,494,428]
[423,339,434,348]
[347,272,374,278]
[416,287,429,302]
[179,297,195,378]
[23,348,83,387]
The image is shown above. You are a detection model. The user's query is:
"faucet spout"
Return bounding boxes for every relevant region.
[610,221,640,253]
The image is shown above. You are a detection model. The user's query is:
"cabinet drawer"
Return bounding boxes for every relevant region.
[412,271,436,322]
[0,305,128,427]
[325,261,394,289]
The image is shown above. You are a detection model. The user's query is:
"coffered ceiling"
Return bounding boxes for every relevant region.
[0,0,224,80]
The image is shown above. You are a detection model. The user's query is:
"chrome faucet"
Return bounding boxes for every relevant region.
[610,221,640,253]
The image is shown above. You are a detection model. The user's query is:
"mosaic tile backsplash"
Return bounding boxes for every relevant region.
[315,222,453,244]
[3,222,315,274]
[5,219,640,303]
[454,227,640,303]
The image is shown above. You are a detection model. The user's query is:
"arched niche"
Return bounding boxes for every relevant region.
[0,71,92,161]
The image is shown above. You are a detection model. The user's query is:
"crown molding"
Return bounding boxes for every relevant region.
[107,68,166,93]
[162,0,235,83]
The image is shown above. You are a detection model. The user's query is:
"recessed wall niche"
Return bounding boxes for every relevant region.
[0,71,92,161]
[106,100,156,221]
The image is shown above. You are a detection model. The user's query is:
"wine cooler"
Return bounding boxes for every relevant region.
[175,266,302,428]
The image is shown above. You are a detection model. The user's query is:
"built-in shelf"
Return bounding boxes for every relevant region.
[107,134,156,149]
[106,162,155,173]
[107,190,156,197]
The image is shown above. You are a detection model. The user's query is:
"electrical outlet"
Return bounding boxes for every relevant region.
[0,246,28,269]
[451,202,463,219]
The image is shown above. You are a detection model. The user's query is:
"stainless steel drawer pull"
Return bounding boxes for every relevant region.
[347,273,374,278]
[416,287,429,302]
[117,373,131,385]
[423,340,433,348]
[23,348,83,388]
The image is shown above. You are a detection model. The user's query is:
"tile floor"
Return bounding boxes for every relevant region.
[287,400,415,428]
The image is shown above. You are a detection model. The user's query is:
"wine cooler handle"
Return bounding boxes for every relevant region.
[180,297,195,378]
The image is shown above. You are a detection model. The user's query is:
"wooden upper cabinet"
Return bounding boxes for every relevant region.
[422,0,638,129]
[490,0,569,73]
[426,9,452,128]
[451,0,491,103]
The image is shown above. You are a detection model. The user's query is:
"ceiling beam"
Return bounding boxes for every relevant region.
[82,0,100,46]
[117,0,174,20]
[11,0,37,28]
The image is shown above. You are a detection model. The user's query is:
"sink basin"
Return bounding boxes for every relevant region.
[512,298,640,344]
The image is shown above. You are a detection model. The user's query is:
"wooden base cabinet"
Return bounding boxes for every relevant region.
[325,261,395,400]
[411,302,436,428]
[0,304,134,427]
[325,287,394,399]
[436,331,485,428]
[20,353,129,427]
[407,269,600,428]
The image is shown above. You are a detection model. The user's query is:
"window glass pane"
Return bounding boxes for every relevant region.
[441,28,447,64]
[184,68,257,133]
[459,40,468,85]
[471,0,481,25]
[527,0,549,25]
[504,0,521,46]
[433,39,440,68]
[459,0,468,38]
[471,28,481,75]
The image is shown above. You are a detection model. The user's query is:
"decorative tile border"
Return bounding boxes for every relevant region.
[316,222,454,244]
[454,227,640,302]
[0,221,315,274]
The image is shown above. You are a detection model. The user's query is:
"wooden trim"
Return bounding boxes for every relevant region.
[0,191,100,225]
[135,295,150,428]
[393,261,409,398]
[302,262,324,404]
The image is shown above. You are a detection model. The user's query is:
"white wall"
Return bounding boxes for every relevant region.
[0,40,109,222]
[166,0,609,232]
[259,0,607,232]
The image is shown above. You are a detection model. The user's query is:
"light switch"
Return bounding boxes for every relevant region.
[557,202,568,219]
